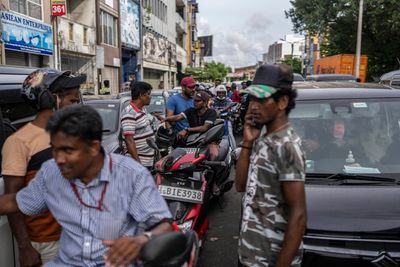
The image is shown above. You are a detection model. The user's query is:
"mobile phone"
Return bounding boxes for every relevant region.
[251,116,263,130]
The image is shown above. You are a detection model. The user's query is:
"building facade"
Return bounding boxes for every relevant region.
[0,0,54,68]
[58,0,97,93]
[120,0,141,87]
[141,0,187,89]
[96,0,121,95]
[265,34,305,65]
[187,0,199,68]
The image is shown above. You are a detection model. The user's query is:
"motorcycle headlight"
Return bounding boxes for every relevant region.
[178,220,194,232]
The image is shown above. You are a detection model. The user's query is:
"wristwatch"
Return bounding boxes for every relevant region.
[143,231,153,240]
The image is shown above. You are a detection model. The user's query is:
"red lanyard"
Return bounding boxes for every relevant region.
[70,155,112,211]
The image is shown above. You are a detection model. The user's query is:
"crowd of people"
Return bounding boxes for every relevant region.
[0,63,307,267]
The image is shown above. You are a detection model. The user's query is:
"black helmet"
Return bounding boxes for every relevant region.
[156,126,174,149]
[21,68,86,110]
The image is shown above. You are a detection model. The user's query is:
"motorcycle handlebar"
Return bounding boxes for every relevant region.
[202,160,227,167]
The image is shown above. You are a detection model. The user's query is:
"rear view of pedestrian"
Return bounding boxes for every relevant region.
[235,64,307,267]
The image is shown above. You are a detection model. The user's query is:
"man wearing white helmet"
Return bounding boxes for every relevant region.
[213,84,232,111]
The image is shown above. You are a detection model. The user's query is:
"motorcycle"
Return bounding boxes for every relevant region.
[149,120,233,247]
[140,231,199,267]
[228,102,243,135]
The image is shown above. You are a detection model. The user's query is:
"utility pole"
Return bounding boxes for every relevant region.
[291,42,294,69]
[355,0,364,80]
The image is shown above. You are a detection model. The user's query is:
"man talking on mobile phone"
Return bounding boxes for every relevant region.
[235,64,307,267]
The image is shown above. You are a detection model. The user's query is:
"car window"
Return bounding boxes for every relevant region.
[87,103,119,134]
[147,95,165,114]
[290,99,400,176]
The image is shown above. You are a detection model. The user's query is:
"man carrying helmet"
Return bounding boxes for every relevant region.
[1,68,85,266]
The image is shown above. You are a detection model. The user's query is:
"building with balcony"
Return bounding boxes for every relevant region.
[0,0,54,68]
[187,0,199,68]
[141,0,187,89]
[95,0,121,95]
[58,0,97,93]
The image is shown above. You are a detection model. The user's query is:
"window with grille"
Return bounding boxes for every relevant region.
[9,0,42,20]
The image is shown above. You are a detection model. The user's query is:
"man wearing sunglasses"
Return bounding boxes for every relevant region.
[235,64,307,267]
[163,91,217,140]
[165,76,195,133]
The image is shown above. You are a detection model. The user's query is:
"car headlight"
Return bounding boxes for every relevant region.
[178,220,193,232]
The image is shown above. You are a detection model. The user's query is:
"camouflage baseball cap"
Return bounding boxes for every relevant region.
[246,64,293,98]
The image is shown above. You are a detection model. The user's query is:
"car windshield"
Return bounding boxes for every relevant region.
[290,98,400,176]
[86,103,119,134]
[147,95,165,114]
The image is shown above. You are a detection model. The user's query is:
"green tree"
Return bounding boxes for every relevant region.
[286,0,400,80]
[185,61,230,81]
[282,58,302,73]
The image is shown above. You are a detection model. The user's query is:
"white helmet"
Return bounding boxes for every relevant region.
[215,85,227,100]
[215,85,227,93]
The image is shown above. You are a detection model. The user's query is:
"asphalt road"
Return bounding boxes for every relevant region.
[197,168,243,267]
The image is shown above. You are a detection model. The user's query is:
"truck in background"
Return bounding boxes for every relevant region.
[314,54,368,82]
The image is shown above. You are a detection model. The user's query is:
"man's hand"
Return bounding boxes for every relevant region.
[177,129,188,140]
[103,235,148,267]
[19,245,42,267]
[243,113,261,142]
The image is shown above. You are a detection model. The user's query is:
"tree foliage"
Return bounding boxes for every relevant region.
[281,58,302,73]
[286,0,400,80]
[185,61,230,81]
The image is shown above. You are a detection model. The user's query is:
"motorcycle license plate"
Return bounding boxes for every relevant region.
[158,185,204,204]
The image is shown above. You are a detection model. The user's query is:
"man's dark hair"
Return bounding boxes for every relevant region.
[246,80,252,87]
[130,81,152,100]
[271,88,298,115]
[46,105,102,144]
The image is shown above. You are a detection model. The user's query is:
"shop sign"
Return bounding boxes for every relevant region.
[0,11,53,56]
[51,0,67,16]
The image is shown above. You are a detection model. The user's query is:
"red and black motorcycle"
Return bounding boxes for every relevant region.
[149,121,230,247]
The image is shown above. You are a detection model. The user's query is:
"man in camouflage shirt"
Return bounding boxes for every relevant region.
[235,64,307,267]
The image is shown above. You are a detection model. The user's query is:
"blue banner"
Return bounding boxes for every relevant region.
[0,11,53,56]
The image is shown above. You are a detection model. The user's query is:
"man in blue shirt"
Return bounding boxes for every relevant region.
[0,105,172,267]
[166,76,195,132]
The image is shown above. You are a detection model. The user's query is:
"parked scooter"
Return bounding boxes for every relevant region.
[140,231,199,267]
[149,121,233,247]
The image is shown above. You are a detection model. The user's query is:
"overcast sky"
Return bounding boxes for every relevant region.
[197,0,295,68]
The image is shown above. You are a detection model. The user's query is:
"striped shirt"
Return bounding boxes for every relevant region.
[16,153,172,267]
[121,101,156,167]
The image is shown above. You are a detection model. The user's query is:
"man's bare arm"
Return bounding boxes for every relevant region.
[164,113,185,123]
[275,181,307,267]
[125,135,140,162]
[0,193,19,214]
[5,176,42,267]
[5,176,35,247]
[165,109,175,129]
[186,122,212,134]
